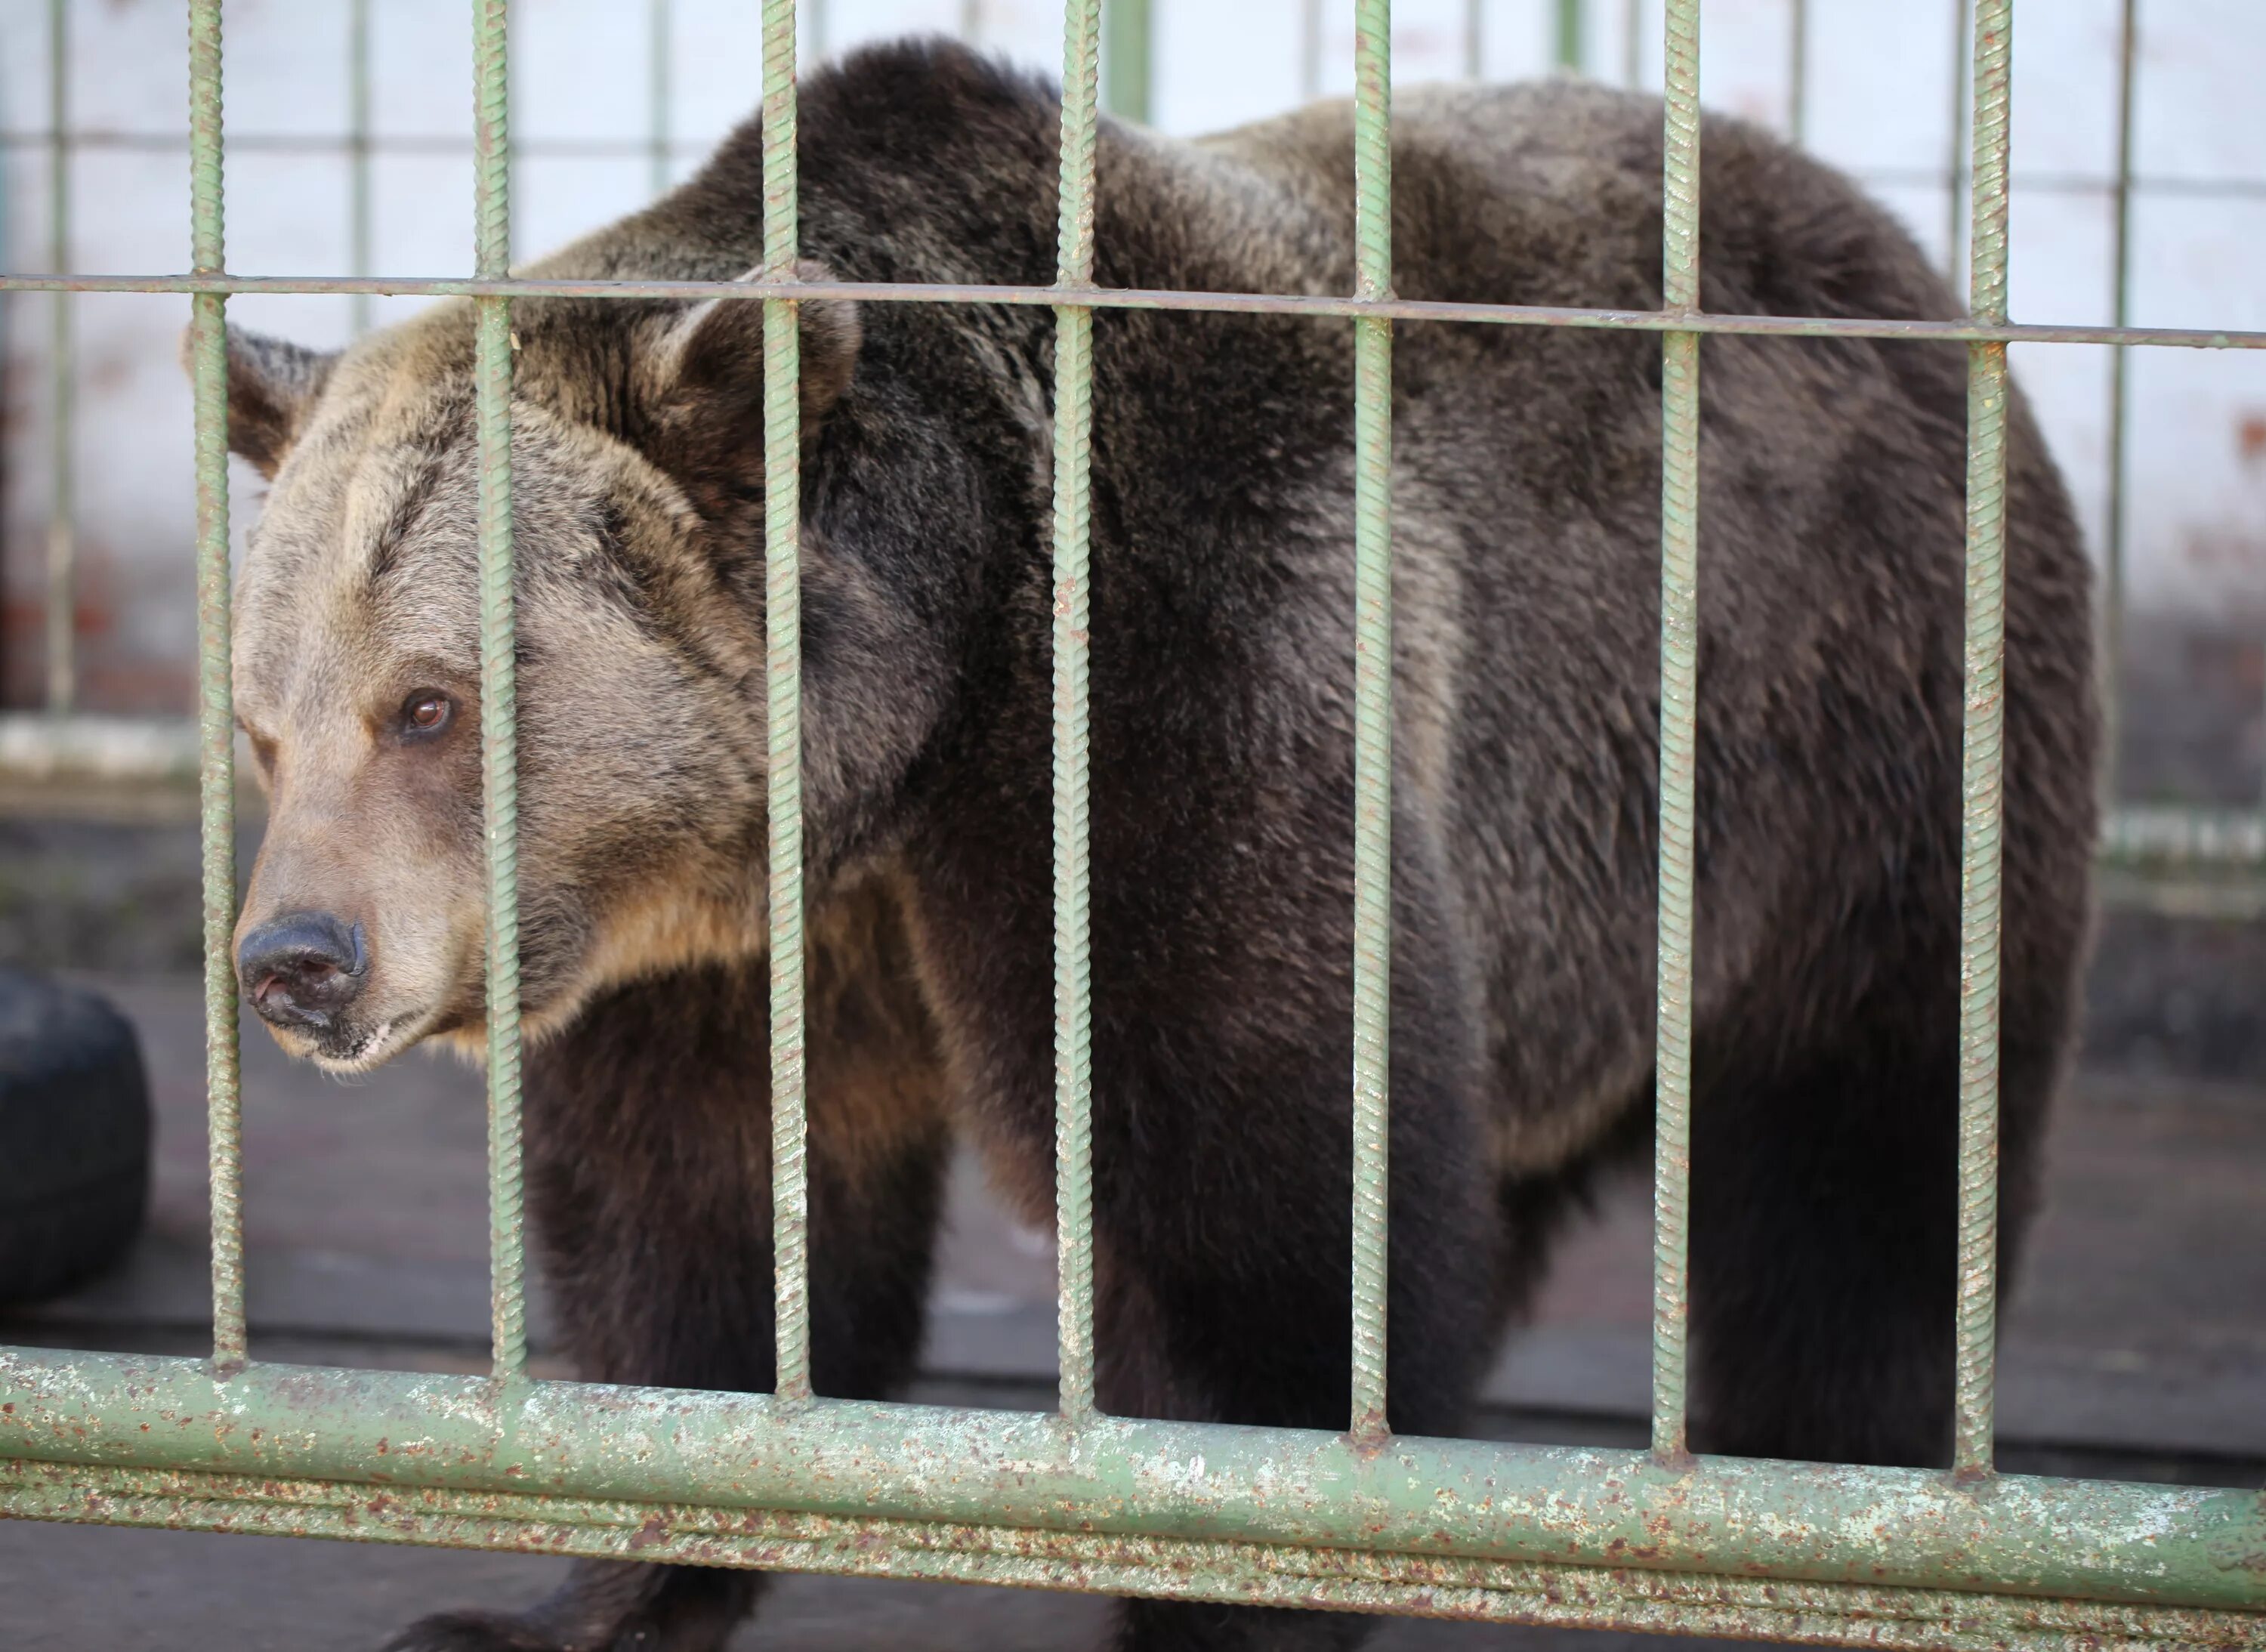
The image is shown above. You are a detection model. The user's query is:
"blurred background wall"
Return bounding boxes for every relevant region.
[0,0,2261,792]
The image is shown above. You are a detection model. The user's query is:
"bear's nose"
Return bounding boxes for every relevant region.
[237,912,366,1030]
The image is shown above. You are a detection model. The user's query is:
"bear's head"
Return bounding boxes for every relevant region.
[203,279,866,1073]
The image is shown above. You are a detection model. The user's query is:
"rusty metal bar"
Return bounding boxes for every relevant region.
[1050,0,1103,1424]
[186,0,244,1373]
[45,0,73,715]
[760,0,811,1406]
[1649,0,1700,1468]
[1952,0,2014,1481]
[6,272,2266,354]
[5,1351,2264,1616]
[472,0,528,1385]
[7,1460,2262,1652]
[1348,0,1394,1445]
[2101,0,2138,808]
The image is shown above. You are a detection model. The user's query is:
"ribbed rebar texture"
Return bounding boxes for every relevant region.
[471,0,527,1384]
[1953,0,2014,1482]
[1649,0,1701,1468]
[1051,0,1103,1424]
[760,0,811,1406]
[1348,0,1395,1444]
[187,0,243,1376]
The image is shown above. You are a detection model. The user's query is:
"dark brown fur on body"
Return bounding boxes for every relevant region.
[208,40,2097,1652]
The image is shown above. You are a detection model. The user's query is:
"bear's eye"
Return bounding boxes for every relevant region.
[400,690,453,739]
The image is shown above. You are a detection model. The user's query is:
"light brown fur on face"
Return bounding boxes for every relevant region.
[221,297,800,1071]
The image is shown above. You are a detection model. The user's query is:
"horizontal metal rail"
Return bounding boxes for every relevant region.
[5,271,2265,351]
[2,1351,2261,1618]
[1,1459,2252,1652]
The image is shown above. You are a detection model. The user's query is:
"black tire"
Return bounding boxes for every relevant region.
[0,967,152,1305]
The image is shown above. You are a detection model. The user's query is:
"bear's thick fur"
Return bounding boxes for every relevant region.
[210,40,2097,1652]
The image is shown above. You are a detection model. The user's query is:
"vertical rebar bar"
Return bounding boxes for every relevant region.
[761,0,811,1407]
[1947,0,1972,287]
[1302,0,1324,102]
[348,0,372,336]
[1464,0,1482,80]
[46,0,73,715]
[1650,0,1701,1469]
[649,0,671,199]
[1952,0,2013,1483]
[1051,0,1103,1427]
[472,0,527,1386]
[962,0,983,42]
[1348,0,1394,1445]
[1555,0,1583,73]
[1788,0,1809,147]
[2101,0,2138,808]
[1104,0,1150,124]
[187,0,244,1376]
[1623,0,1642,88]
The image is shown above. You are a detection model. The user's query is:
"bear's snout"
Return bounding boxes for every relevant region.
[237,911,367,1032]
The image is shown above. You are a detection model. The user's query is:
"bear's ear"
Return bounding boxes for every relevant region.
[637,260,862,517]
[178,324,339,480]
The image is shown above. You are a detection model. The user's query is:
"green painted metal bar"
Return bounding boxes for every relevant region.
[1348,0,1394,1445]
[471,0,528,1386]
[2101,0,2138,811]
[348,0,372,335]
[1789,0,1809,146]
[1947,0,1972,286]
[45,0,73,715]
[1650,0,1700,1469]
[1103,0,1151,124]
[187,0,244,1373]
[760,0,811,1407]
[6,1462,2261,1651]
[1951,0,2014,1483]
[808,0,828,62]
[648,0,671,198]
[5,1351,2265,1614]
[1623,0,1642,88]
[1555,0,1584,73]
[9,271,2266,354]
[1051,0,1103,1425]
[1302,0,1325,100]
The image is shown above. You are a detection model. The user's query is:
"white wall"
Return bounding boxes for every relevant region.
[2,0,2261,709]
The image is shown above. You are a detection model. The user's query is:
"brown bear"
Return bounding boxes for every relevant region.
[208,39,2098,1652]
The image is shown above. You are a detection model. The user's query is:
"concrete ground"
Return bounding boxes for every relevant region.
[3,972,2264,1647]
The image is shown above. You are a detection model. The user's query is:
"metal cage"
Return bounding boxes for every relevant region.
[2,2,2264,1647]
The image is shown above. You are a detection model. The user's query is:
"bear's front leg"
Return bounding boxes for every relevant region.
[383,925,952,1652]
